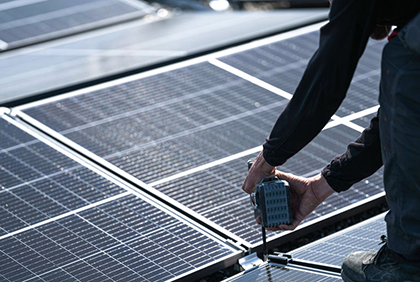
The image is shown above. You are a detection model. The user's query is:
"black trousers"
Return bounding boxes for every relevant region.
[380,13,420,260]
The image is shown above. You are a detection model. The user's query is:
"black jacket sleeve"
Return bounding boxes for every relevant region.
[322,113,383,192]
[262,0,379,166]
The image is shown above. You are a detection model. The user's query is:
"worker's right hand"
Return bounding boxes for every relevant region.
[267,171,335,231]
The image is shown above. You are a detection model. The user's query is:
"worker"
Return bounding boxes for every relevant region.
[242,0,420,281]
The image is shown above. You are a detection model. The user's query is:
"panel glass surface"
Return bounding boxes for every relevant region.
[291,213,386,267]
[224,264,341,282]
[22,62,288,184]
[0,118,124,236]
[0,0,152,49]
[0,194,236,282]
[219,31,385,117]
[0,117,238,281]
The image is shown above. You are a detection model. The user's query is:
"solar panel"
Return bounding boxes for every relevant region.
[351,112,377,128]
[0,0,154,50]
[19,62,288,182]
[15,23,385,248]
[290,212,386,267]
[0,115,241,282]
[223,263,342,282]
[219,30,385,118]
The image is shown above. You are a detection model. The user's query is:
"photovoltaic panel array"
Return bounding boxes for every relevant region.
[16,23,386,248]
[222,264,341,282]
[0,115,241,282]
[290,212,386,267]
[219,30,384,118]
[0,117,125,235]
[0,0,153,50]
[20,62,289,183]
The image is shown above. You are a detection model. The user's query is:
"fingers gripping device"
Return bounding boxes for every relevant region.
[247,159,293,260]
[250,177,293,227]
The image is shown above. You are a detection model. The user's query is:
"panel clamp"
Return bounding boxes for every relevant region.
[238,253,264,273]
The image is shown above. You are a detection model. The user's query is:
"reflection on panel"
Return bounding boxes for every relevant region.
[0,0,153,50]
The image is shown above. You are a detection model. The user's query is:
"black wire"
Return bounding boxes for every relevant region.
[262,225,267,261]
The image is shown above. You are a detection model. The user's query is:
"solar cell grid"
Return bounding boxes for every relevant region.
[291,213,386,267]
[23,62,280,131]
[22,63,288,183]
[218,31,385,118]
[0,116,241,281]
[0,118,127,236]
[0,194,238,282]
[352,112,377,128]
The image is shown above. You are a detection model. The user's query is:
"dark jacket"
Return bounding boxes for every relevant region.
[262,0,420,192]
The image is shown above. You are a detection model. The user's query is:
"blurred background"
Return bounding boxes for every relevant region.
[0,0,328,106]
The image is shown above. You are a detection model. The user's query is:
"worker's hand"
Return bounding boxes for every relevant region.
[266,172,335,231]
[242,150,276,194]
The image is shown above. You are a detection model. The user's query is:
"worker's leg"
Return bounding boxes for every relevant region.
[380,20,420,261]
[341,14,420,282]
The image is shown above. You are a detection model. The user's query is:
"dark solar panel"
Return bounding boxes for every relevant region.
[17,24,385,248]
[22,62,288,183]
[219,31,385,118]
[0,115,240,281]
[223,264,342,282]
[0,0,153,50]
[0,195,238,282]
[0,117,124,235]
[290,213,386,267]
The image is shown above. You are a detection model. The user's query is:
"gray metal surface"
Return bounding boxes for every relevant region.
[15,23,385,248]
[0,115,241,282]
[0,0,153,50]
[290,212,387,267]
